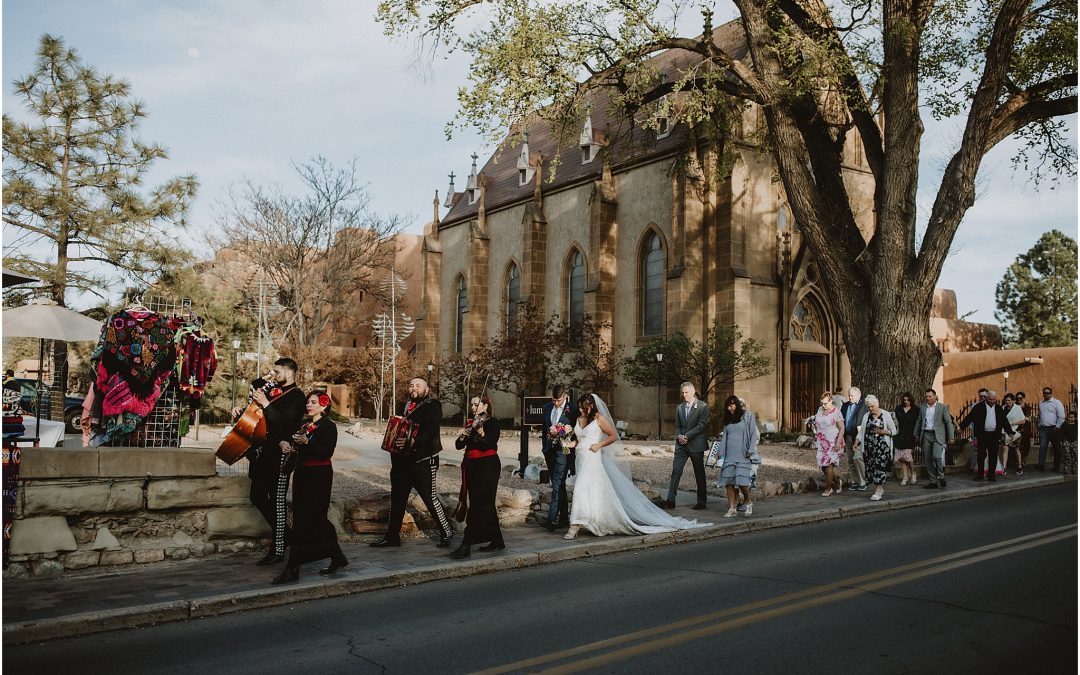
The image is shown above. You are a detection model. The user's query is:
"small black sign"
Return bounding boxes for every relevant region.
[522,397,549,426]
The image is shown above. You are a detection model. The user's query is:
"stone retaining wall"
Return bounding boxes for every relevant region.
[5,446,280,580]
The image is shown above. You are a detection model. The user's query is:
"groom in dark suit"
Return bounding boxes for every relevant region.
[540,384,577,531]
[660,382,709,510]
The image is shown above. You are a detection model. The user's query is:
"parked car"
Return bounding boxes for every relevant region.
[16,379,85,434]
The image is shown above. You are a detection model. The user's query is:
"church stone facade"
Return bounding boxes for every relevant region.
[415,26,877,434]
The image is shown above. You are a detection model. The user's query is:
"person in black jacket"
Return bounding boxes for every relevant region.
[272,392,348,584]
[370,376,455,548]
[450,395,503,559]
[235,357,307,565]
[960,390,1014,482]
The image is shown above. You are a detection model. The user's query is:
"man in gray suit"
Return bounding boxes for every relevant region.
[914,388,955,489]
[660,382,709,510]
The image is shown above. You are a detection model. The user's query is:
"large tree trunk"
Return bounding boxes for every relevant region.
[838,284,942,407]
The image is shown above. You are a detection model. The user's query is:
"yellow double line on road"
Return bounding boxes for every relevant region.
[475,524,1077,674]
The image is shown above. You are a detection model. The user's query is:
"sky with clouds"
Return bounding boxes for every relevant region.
[3,0,1076,323]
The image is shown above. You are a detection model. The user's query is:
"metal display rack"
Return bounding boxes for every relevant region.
[108,295,191,448]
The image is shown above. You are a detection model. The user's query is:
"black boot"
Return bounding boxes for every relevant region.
[272,566,299,584]
[478,539,505,552]
[319,557,349,575]
[450,544,471,559]
[437,532,455,548]
[256,551,285,566]
[369,537,401,548]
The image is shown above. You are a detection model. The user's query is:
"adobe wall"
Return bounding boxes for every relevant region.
[940,346,1078,412]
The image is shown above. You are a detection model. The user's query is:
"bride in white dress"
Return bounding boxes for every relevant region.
[565,394,710,539]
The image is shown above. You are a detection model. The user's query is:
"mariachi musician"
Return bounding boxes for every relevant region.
[232,357,306,565]
[450,395,504,559]
[370,376,455,549]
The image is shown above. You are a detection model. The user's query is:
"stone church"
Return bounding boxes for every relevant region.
[413,21,976,434]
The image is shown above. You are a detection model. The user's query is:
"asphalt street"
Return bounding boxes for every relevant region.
[4,483,1075,674]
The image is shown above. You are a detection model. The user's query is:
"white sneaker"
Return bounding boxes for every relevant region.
[900,477,908,486]
[870,492,883,501]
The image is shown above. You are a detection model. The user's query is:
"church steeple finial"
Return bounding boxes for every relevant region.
[444,171,456,208]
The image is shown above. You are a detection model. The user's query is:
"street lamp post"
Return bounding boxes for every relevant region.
[1003,368,1009,395]
[230,335,241,414]
[427,361,434,394]
[655,352,664,439]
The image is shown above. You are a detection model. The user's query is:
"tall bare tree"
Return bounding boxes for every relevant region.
[376,0,1077,405]
[216,156,403,350]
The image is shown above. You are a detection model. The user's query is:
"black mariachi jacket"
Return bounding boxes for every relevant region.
[261,384,307,453]
[398,396,443,462]
[297,415,337,464]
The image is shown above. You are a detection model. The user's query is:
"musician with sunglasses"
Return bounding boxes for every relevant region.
[370,376,455,549]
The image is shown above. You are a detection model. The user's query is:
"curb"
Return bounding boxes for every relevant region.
[3,475,1068,645]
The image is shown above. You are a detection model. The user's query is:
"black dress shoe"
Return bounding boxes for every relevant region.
[369,538,401,548]
[256,552,285,566]
[539,518,556,532]
[450,544,471,559]
[924,482,938,489]
[272,566,299,584]
[656,499,676,509]
[692,502,707,510]
[437,533,454,548]
[973,474,984,481]
[553,519,571,528]
[940,478,947,487]
[319,558,349,575]
[479,541,505,552]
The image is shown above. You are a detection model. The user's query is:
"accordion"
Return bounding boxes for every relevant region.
[381,415,419,454]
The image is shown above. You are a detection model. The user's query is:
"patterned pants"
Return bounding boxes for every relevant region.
[385,455,453,541]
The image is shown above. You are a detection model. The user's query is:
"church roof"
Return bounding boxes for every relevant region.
[440,19,748,228]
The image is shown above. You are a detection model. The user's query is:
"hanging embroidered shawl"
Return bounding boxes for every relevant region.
[92,309,178,398]
[175,329,217,399]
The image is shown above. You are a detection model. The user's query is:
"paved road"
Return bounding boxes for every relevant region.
[5,484,1075,674]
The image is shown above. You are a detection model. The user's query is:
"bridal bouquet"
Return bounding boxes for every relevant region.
[549,423,576,455]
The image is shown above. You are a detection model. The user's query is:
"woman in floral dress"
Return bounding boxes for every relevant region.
[812,391,845,496]
[855,395,897,501]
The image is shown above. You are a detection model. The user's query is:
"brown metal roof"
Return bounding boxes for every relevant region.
[440,20,748,228]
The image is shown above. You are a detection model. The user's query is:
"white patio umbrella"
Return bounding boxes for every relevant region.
[2,299,103,441]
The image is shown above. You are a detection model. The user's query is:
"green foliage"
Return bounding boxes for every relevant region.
[621,321,772,404]
[2,34,198,306]
[994,229,1078,347]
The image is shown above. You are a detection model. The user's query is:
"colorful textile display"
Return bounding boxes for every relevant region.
[3,441,20,567]
[174,325,217,400]
[90,308,178,445]
[93,309,177,398]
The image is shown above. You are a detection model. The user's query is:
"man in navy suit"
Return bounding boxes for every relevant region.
[960,390,1013,481]
[539,384,576,531]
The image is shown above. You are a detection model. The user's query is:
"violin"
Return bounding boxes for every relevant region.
[459,411,489,438]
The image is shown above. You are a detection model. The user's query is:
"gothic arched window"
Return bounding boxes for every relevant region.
[642,232,665,337]
[568,250,585,337]
[506,263,520,337]
[455,276,467,353]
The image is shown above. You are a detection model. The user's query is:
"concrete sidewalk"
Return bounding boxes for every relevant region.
[2,472,1071,645]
